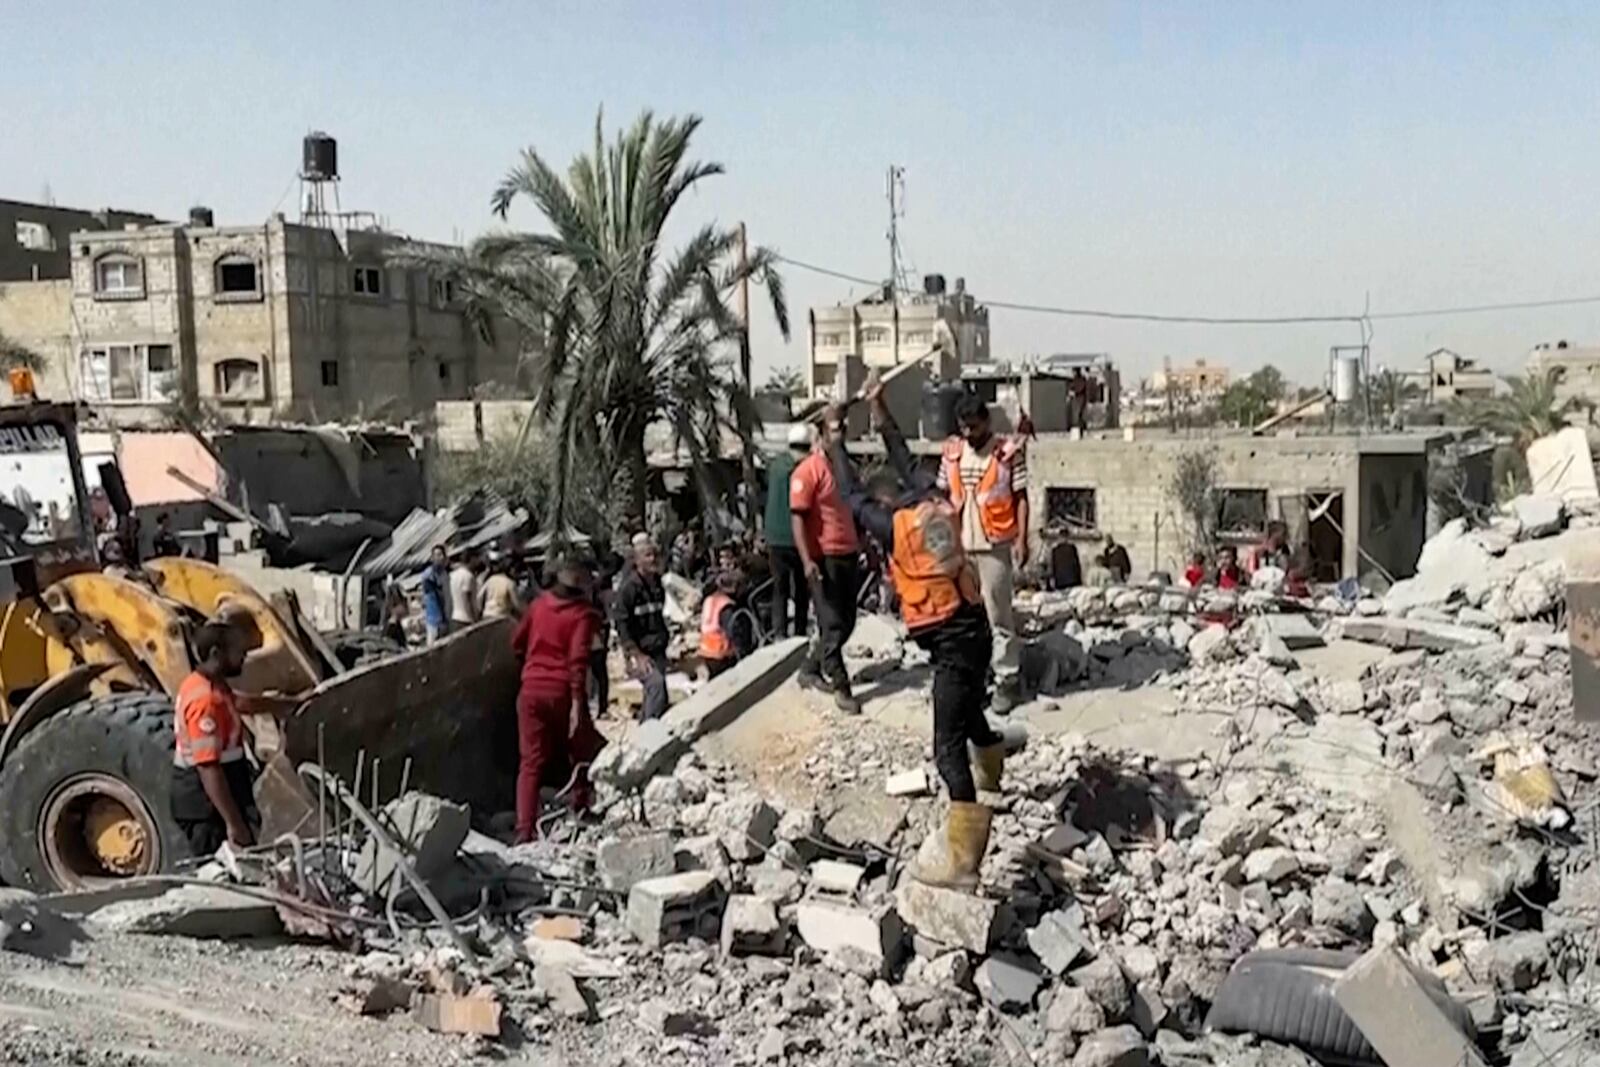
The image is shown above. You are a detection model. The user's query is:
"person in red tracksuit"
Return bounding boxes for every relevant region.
[511,555,605,842]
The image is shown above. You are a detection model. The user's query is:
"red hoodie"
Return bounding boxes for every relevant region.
[512,588,597,707]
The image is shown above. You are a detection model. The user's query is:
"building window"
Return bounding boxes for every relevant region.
[860,326,890,344]
[14,221,53,252]
[1215,488,1269,538]
[430,278,458,307]
[93,254,144,299]
[79,343,177,402]
[903,330,932,345]
[1045,487,1098,535]
[352,266,383,296]
[321,360,339,387]
[215,357,263,401]
[438,361,451,384]
[214,254,261,299]
[816,332,846,347]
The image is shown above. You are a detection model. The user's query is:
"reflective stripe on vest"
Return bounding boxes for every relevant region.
[942,438,1020,543]
[699,592,734,660]
[891,499,980,632]
[173,678,245,769]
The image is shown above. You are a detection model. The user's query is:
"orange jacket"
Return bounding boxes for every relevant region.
[699,592,734,660]
[942,437,1024,543]
[890,499,981,632]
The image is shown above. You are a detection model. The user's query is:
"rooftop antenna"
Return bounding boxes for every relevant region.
[886,165,908,300]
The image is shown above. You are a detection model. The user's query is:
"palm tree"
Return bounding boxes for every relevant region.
[0,331,46,373]
[394,110,789,539]
[1450,369,1572,451]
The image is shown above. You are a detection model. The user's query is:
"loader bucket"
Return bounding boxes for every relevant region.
[275,618,519,814]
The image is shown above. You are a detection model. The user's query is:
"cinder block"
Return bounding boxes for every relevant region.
[1333,946,1485,1067]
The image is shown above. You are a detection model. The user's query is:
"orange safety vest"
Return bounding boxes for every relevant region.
[890,499,981,632]
[699,592,734,660]
[942,436,1023,544]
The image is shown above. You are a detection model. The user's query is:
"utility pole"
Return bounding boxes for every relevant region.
[735,221,757,535]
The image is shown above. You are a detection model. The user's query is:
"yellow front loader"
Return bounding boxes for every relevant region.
[0,401,517,891]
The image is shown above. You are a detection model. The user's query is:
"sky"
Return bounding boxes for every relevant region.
[7,2,1600,386]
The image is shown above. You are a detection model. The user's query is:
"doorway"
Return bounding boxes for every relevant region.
[1306,492,1344,581]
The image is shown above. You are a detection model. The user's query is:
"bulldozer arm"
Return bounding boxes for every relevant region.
[44,574,192,695]
[270,618,519,814]
[143,557,325,697]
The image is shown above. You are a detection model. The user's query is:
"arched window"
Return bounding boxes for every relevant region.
[214,253,261,299]
[93,253,143,298]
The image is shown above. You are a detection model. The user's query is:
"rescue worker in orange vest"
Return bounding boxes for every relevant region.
[939,393,1029,713]
[699,569,756,678]
[829,379,1008,889]
[170,621,259,853]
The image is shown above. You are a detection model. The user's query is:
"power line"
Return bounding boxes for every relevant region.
[773,253,1600,328]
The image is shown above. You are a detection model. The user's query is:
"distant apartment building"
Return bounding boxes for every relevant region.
[1529,341,1600,413]
[1148,358,1230,399]
[807,274,989,400]
[1402,347,1498,404]
[0,209,527,425]
[0,198,161,283]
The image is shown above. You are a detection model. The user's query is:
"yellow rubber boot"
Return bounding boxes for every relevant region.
[909,801,993,891]
[971,743,1005,793]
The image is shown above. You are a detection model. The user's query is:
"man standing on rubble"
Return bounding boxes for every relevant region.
[791,405,862,714]
[613,537,671,719]
[511,554,603,841]
[421,545,450,643]
[832,379,1006,890]
[939,394,1029,713]
[170,621,258,852]
[764,424,812,638]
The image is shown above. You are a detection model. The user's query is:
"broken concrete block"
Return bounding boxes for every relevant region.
[1070,956,1132,1021]
[821,785,907,850]
[885,768,930,797]
[674,834,730,874]
[413,990,503,1036]
[663,636,808,743]
[1339,615,1494,652]
[521,936,623,979]
[591,717,688,792]
[596,832,677,891]
[708,793,778,862]
[893,878,1000,953]
[535,964,594,1021]
[810,860,866,896]
[1071,1025,1149,1066]
[625,871,726,950]
[1332,946,1485,1067]
[844,612,905,660]
[1028,906,1090,974]
[1510,494,1565,539]
[1476,932,1550,992]
[1045,984,1106,1035]
[639,999,718,1037]
[352,791,470,899]
[975,952,1046,1013]
[1187,624,1234,664]
[794,900,903,973]
[339,976,416,1016]
[719,894,785,957]
[86,885,283,939]
[1039,822,1091,856]
[529,916,584,942]
[1259,613,1324,650]
[1242,847,1300,884]
[748,862,802,902]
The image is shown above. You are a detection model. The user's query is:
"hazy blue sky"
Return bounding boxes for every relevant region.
[7,2,1600,384]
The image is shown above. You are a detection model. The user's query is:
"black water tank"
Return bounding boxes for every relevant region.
[921,382,966,439]
[188,206,214,227]
[302,132,338,180]
[923,273,947,296]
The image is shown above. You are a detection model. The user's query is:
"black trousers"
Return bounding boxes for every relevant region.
[803,554,860,689]
[589,648,609,715]
[170,760,259,855]
[768,546,810,638]
[915,604,1002,803]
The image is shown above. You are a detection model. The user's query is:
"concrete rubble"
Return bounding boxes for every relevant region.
[38,484,1600,1066]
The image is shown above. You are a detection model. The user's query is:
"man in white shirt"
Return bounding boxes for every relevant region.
[449,551,482,626]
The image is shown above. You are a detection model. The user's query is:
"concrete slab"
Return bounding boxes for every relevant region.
[1333,946,1484,1067]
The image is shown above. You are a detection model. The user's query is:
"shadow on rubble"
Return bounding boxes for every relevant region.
[1021,633,1186,700]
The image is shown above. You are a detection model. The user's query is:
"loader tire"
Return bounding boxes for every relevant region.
[0,691,188,891]
[324,628,405,670]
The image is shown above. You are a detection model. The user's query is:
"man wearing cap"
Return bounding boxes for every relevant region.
[765,424,812,638]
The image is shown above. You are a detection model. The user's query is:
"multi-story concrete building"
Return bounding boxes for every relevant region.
[1148,358,1230,400]
[0,210,528,425]
[1402,347,1498,404]
[0,198,161,283]
[1529,341,1600,414]
[806,275,989,400]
